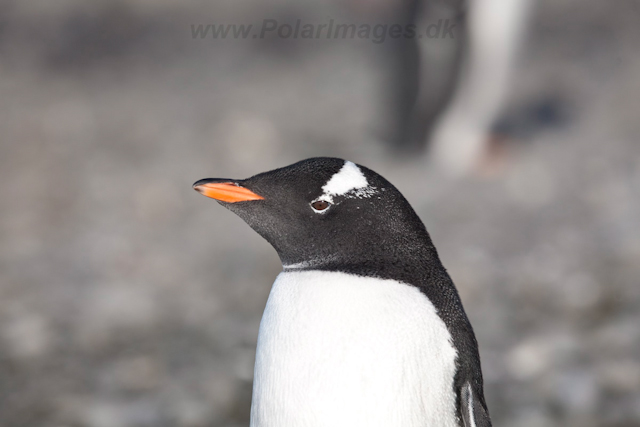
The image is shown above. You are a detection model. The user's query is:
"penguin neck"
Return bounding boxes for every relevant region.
[281,230,445,286]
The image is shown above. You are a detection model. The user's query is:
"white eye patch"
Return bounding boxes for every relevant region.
[311,161,378,211]
[322,161,369,196]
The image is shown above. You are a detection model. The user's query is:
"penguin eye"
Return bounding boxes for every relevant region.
[311,200,331,212]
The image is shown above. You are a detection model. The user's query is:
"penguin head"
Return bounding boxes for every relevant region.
[194,157,435,271]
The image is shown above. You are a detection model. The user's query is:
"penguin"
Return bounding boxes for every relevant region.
[193,157,491,427]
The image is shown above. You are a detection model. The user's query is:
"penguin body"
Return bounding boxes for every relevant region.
[252,270,457,427]
[194,157,491,427]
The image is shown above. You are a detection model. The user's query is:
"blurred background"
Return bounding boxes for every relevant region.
[1,0,640,426]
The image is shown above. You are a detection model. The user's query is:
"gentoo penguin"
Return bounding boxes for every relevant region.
[193,157,491,427]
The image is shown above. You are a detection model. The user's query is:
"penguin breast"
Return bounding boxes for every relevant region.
[250,270,459,427]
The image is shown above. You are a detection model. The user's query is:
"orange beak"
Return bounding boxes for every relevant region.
[193,180,264,203]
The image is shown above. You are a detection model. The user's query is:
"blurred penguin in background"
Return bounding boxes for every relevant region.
[260,0,532,175]
[361,0,532,175]
[428,0,532,175]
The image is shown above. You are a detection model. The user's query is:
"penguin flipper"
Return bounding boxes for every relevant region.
[460,382,492,427]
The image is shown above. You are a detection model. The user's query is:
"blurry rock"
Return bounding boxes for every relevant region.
[560,273,601,312]
[552,369,599,414]
[232,345,256,381]
[82,399,163,427]
[597,359,640,393]
[511,407,555,427]
[2,311,53,360]
[171,397,211,427]
[75,282,158,350]
[109,356,163,392]
[592,317,640,353]
[506,336,554,381]
[507,333,582,382]
[505,160,556,209]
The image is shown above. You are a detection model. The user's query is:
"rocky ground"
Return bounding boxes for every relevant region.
[1,0,639,426]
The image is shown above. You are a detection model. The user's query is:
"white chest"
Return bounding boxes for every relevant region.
[250,271,459,427]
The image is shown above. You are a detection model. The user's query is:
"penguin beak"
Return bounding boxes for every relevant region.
[193,178,264,203]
